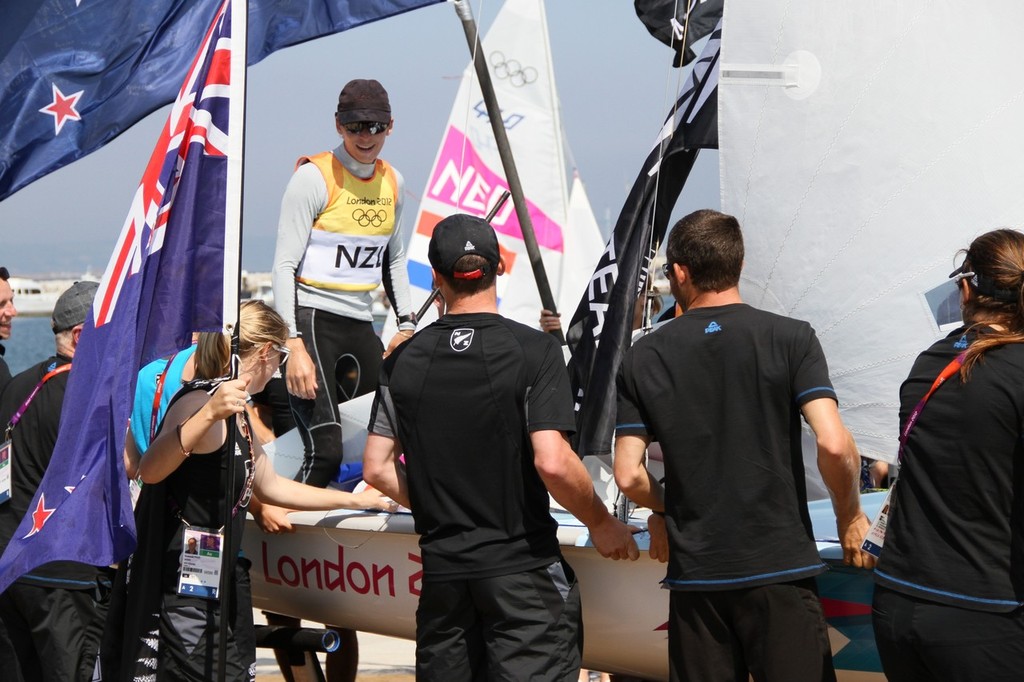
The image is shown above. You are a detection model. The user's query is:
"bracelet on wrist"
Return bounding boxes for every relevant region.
[176,421,192,458]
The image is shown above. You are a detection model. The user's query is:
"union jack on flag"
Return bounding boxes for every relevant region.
[95,0,239,329]
[0,0,243,594]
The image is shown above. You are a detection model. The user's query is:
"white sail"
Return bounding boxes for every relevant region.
[400,0,600,331]
[720,0,1024,464]
[252,7,905,678]
[559,172,605,320]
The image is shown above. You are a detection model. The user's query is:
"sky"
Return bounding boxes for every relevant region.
[0,0,719,278]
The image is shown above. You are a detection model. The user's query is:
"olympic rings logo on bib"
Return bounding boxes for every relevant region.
[353,208,388,227]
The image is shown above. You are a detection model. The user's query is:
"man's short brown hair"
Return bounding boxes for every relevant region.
[665,209,743,291]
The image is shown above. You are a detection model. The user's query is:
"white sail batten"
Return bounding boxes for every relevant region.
[720,1,1024,463]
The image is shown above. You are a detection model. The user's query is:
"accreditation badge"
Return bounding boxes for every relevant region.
[0,440,12,505]
[128,477,143,510]
[861,482,895,558]
[176,526,224,600]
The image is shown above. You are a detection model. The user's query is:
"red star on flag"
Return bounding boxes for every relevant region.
[23,493,56,538]
[39,83,84,135]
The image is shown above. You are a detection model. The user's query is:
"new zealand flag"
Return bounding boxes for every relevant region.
[0,0,444,200]
[0,0,242,594]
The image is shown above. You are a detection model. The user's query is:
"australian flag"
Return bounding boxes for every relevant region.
[565,22,720,457]
[0,0,444,201]
[0,0,244,595]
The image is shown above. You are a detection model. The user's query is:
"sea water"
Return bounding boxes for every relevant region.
[4,316,57,376]
[2,313,390,378]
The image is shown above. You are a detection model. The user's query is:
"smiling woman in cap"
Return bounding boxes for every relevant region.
[269,77,418,680]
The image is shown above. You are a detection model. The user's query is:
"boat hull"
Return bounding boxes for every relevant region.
[246,498,886,681]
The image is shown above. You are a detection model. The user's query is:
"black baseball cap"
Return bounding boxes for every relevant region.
[336,79,391,124]
[428,214,500,280]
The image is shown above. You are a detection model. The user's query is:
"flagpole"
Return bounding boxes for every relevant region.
[451,0,564,343]
[218,0,248,679]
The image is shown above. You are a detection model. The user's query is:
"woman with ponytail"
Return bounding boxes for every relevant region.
[106,301,396,681]
[872,229,1024,681]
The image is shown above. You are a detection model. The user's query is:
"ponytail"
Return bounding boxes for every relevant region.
[957,229,1024,380]
[194,331,231,380]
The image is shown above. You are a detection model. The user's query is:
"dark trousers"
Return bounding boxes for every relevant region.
[416,561,583,682]
[0,575,111,682]
[872,584,1024,682]
[289,307,382,487]
[668,578,836,682]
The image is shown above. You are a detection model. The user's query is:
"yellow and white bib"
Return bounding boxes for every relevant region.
[295,152,398,291]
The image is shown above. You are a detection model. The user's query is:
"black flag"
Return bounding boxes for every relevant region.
[634,0,723,67]
[566,23,720,457]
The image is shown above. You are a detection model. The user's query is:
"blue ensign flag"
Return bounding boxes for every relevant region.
[0,0,444,200]
[0,0,243,595]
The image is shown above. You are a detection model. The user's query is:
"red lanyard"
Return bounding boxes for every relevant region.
[4,363,72,439]
[150,350,183,442]
[897,352,965,462]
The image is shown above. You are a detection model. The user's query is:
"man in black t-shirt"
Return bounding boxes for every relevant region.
[614,210,874,682]
[363,214,638,681]
[0,281,110,682]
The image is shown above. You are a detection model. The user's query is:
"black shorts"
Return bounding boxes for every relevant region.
[416,560,582,682]
[668,578,836,682]
[873,585,1024,682]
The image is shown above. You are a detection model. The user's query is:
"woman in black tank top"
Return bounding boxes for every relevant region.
[103,301,397,682]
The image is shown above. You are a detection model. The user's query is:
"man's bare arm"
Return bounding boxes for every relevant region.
[362,432,411,509]
[532,430,639,561]
[613,433,663,512]
[802,398,875,569]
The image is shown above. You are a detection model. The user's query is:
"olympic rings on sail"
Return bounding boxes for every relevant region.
[489,51,537,87]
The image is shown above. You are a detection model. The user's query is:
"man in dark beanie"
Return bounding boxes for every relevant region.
[0,280,111,682]
[270,78,417,681]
